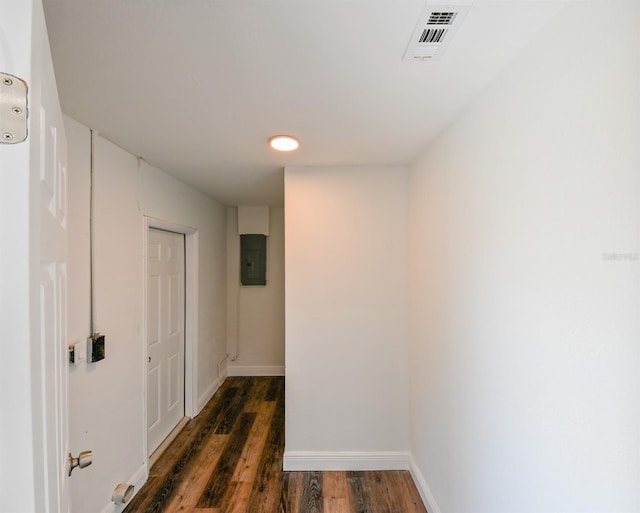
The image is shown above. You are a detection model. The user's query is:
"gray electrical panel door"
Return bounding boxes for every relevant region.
[240,234,267,285]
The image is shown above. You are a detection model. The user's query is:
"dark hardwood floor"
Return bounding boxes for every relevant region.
[125,376,427,513]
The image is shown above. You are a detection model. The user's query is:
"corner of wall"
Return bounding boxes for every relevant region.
[197,373,225,414]
[408,454,442,513]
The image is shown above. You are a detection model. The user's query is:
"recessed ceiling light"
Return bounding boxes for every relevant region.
[269,135,299,152]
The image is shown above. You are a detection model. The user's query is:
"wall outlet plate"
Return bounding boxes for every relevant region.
[88,334,105,363]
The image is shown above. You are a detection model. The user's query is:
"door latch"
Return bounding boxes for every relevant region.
[0,73,28,144]
[68,450,93,476]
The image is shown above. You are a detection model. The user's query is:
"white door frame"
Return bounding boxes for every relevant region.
[142,216,198,463]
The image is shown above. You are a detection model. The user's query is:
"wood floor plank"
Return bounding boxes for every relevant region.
[347,471,373,513]
[126,377,430,513]
[125,383,240,513]
[243,376,271,412]
[300,471,323,513]
[163,433,229,512]
[232,400,276,483]
[368,471,396,513]
[245,385,285,513]
[322,472,351,513]
[281,471,304,513]
[225,481,254,513]
[197,412,256,508]
[214,378,255,434]
[124,475,164,513]
[384,471,429,513]
[265,376,281,401]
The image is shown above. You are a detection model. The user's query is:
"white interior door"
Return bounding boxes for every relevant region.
[0,1,70,511]
[147,228,186,455]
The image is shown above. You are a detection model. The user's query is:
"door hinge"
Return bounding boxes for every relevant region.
[0,73,28,144]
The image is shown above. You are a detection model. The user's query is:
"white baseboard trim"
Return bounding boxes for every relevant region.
[283,451,411,471]
[99,463,148,513]
[409,454,442,513]
[228,365,285,376]
[197,376,223,413]
[219,362,229,382]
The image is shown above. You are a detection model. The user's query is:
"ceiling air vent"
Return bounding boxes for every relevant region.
[428,11,458,25]
[403,3,472,61]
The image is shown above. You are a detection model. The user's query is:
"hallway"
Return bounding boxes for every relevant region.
[125,377,427,513]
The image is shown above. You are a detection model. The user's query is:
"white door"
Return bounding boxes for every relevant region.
[0,1,70,512]
[147,228,186,455]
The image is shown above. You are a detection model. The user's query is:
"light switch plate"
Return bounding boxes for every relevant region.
[69,340,86,364]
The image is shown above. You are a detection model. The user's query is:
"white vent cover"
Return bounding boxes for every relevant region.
[403,2,472,61]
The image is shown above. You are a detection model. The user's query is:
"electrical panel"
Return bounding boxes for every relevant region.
[240,234,266,286]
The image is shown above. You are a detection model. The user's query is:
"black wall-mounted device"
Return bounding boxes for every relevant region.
[240,234,267,286]
[88,333,105,363]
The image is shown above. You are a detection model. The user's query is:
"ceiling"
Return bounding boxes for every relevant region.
[42,0,563,207]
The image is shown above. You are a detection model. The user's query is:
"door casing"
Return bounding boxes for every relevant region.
[142,216,199,464]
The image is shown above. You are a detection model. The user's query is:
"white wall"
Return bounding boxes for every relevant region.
[284,166,410,469]
[140,161,228,400]
[226,207,285,375]
[65,116,227,513]
[408,2,640,512]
